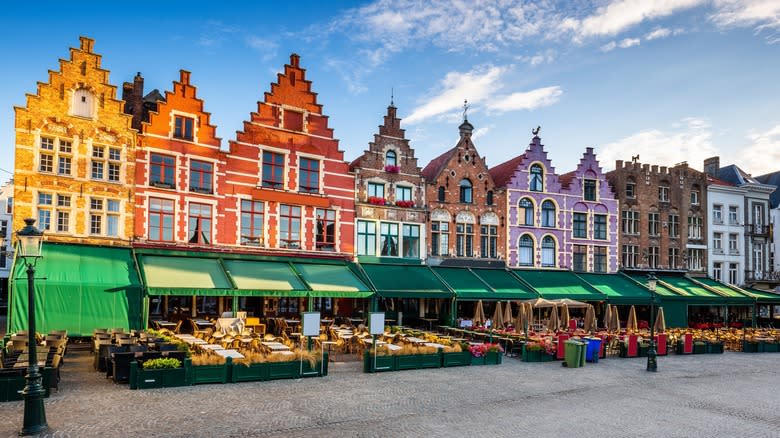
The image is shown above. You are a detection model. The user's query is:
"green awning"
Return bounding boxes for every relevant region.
[577,273,652,305]
[627,275,686,298]
[361,264,452,298]
[293,262,373,298]
[139,255,237,296]
[10,243,143,336]
[512,269,606,301]
[693,278,754,303]
[223,260,307,297]
[432,267,493,300]
[744,287,780,302]
[658,276,731,302]
[470,268,538,300]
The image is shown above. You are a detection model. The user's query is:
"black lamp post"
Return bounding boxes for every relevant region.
[16,218,47,436]
[646,272,658,372]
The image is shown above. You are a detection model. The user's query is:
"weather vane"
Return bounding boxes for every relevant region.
[532,126,541,136]
[463,99,469,121]
[390,87,394,106]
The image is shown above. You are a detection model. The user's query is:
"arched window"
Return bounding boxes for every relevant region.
[73,88,95,118]
[541,236,556,267]
[519,235,534,266]
[459,179,472,204]
[541,200,556,227]
[385,150,397,167]
[519,198,534,226]
[530,164,543,192]
[438,186,445,202]
[486,190,493,206]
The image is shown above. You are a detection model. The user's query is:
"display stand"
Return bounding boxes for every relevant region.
[369,312,389,372]
[300,312,321,377]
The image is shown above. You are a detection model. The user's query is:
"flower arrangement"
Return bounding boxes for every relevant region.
[367,196,386,206]
[142,357,182,370]
[384,164,400,173]
[468,343,503,357]
[394,200,415,208]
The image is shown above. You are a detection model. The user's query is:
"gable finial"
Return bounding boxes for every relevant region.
[532,126,541,136]
[391,87,394,106]
[463,99,469,122]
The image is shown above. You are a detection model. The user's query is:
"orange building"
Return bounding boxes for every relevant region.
[12,37,136,245]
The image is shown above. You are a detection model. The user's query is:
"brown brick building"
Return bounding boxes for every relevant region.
[349,103,426,261]
[422,119,505,266]
[606,160,708,273]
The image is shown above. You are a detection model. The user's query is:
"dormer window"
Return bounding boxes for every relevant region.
[174,115,194,141]
[385,150,397,167]
[530,164,543,192]
[459,179,473,204]
[584,179,597,201]
[73,88,95,118]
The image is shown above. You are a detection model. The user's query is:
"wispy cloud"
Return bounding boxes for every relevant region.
[246,36,278,61]
[601,37,641,52]
[517,49,556,66]
[645,27,672,40]
[710,0,780,43]
[488,86,563,112]
[737,123,780,174]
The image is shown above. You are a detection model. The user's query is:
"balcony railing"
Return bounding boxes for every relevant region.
[745,224,770,236]
[745,270,780,282]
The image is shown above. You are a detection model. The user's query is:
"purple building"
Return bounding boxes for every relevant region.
[490,132,619,272]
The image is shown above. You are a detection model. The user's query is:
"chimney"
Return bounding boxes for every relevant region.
[122,72,144,131]
[79,36,95,53]
[180,70,191,86]
[290,53,300,68]
[704,156,720,177]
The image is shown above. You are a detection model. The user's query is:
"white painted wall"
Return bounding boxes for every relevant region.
[707,184,745,285]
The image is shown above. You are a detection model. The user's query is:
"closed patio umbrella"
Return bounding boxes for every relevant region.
[603,304,612,331]
[526,303,534,332]
[492,301,505,330]
[627,305,638,332]
[504,301,513,327]
[584,304,596,333]
[611,305,621,333]
[514,303,525,333]
[547,305,559,332]
[473,300,486,326]
[654,307,666,333]
[559,303,570,331]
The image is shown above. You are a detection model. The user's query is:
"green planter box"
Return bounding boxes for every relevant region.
[485,351,503,365]
[0,373,26,402]
[267,361,300,380]
[130,361,188,390]
[417,353,442,369]
[523,349,556,362]
[395,354,423,370]
[363,352,395,373]
[693,343,706,354]
[188,358,231,385]
[301,353,329,378]
[706,343,724,354]
[441,351,472,367]
[742,341,758,353]
[763,342,779,353]
[638,345,649,357]
[231,362,270,382]
[470,355,486,366]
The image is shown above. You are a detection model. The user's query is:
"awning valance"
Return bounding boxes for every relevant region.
[511,269,606,301]
[292,262,373,298]
[361,263,452,298]
[470,268,537,300]
[577,273,652,305]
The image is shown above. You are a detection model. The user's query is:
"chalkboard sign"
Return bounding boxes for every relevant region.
[302,312,321,337]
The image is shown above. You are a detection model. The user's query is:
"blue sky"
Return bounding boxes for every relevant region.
[2,0,780,186]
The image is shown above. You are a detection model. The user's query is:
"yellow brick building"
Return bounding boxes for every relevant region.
[13,37,136,245]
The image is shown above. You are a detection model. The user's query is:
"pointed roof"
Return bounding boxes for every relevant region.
[717,164,761,186]
[489,154,525,188]
[706,175,736,187]
[756,170,780,208]
[421,147,458,181]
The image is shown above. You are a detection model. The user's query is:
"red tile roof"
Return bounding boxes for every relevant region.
[421,147,458,181]
[488,154,525,188]
[558,171,576,188]
[707,175,735,187]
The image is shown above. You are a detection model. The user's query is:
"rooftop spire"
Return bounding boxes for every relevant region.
[463,99,469,122]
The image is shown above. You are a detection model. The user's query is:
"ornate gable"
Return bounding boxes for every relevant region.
[506,134,562,192]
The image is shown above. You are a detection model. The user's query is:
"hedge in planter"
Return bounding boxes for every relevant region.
[130,358,187,390]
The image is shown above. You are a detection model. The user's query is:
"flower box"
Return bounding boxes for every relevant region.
[384,164,400,173]
[742,341,759,353]
[706,342,724,354]
[522,349,554,362]
[485,351,503,365]
[395,354,434,370]
[363,351,395,373]
[231,363,270,382]
[394,200,415,208]
[693,343,706,355]
[301,353,329,377]
[187,358,231,385]
[470,355,486,366]
[130,361,187,389]
[441,351,472,367]
[267,361,301,380]
[763,342,779,353]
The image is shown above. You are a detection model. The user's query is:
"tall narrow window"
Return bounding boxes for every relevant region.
[56,195,70,232]
[648,212,660,236]
[690,188,700,205]
[659,186,670,202]
[402,224,420,258]
[262,151,285,189]
[299,157,320,193]
[385,150,397,167]
[37,193,53,231]
[480,225,497,258]
[149,198,174,241]
[729,263,738,285]
[58,156,72,176]
[626,180,636,198]
[519,235,534,266]
[530,164,543,191]
[380,222,399,256]
[89,198,103,235]
[459,179,472,204]
[713,232,723,252]
[729,234,738,254]
[728,206,739,224]
[713,205,723,224]
[240,200,264,245]
[668,214,679,238]
[279,204,301,249]
[456,223,474,257]
[573,213,587,238]
[486,191,493,206]
[622,245,638,268]
[648,246,659,268]
[594,247,607,273]
[316,208,336,251]
[519,198,534,226]
[541,200,556,227]
[357,220,376,256]
[189,160,213,193]
[668,247,679,269]
[541,236,555,267]
[106,199,120,237]
[150,154,176,188]
[188,203,212,244]
[174,115,194,141]
[713,262,722,281]
[573,245,587,272]
[437,186,445,202]
[431,221,449,256]
[583,179,597,201]
[92,146,105,180]
[594,214,607,240]
[688,216,702,239]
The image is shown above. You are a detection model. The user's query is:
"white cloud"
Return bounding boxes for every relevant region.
[600,41,618,52]
[710,0,780,42]
[518,49,556,65]
[488,86,563,112]
[619,37,641,48]
[645,27,672,39]
[736,124,780,175]
[598,118,718,170]
[472,126,492,141]
[561,0,704,40]
[246,36,278,61]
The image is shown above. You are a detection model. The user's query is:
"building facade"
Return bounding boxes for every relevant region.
[422,119,505,266]
[0,181,12,309]
[349,104,426,262]
[705,157,775,283]
[606,160,708,273]
[755,170,780,279]
[13,37,136,245]
[705,176,745,285]
[491,134,618,272]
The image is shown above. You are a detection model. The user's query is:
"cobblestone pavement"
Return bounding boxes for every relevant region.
[1,349,779,438]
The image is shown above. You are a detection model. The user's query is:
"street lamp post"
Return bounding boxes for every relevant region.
[646,272,658,372]
[16,218,47,436]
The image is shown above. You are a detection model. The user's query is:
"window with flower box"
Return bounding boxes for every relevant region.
[367,182,385,203]
[396,185,412,202]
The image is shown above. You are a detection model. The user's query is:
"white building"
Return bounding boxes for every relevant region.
[756,170,780,278]
[0,180,13,310]
[705,158,774,285]
[706,176,745,285]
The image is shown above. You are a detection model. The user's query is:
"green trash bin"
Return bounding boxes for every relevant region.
[564,340,586,368]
